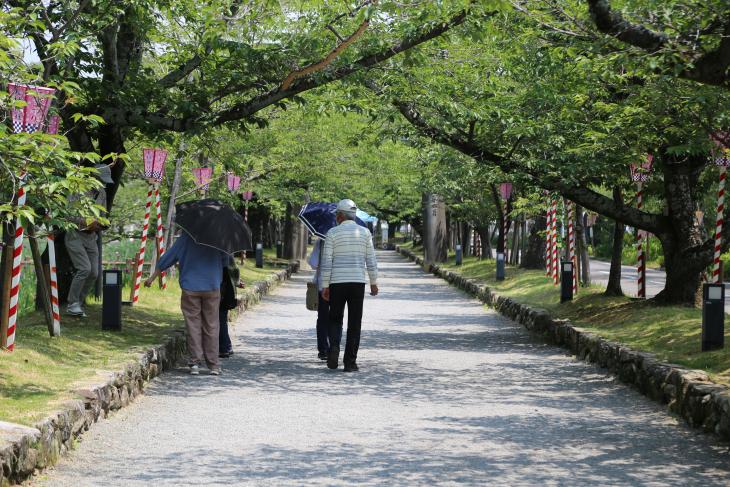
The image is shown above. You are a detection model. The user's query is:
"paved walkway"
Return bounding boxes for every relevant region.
[36,252,730,486]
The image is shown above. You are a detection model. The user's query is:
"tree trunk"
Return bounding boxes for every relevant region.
[27,227,55,334]
[605,187,625,297]
[521,214,547,269]
[422,193,448,263]
[283,202,295,260]
[475,226,491,260]
[575,205,591,286]
[461,224,471,256]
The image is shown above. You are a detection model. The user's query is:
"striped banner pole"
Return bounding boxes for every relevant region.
[546,198,553,278]
[635,181,646,298]
[551,198,559,285]
[568,201,578,294]
[5,184,27,351]
[154,184,167,290]
[713,165,727,283]
[47,234,61,336]
[132,185,154,304]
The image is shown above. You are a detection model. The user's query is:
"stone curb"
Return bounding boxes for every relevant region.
[0,261,299,486]
[396,246,730,441]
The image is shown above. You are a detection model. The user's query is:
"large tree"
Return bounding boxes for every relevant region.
[4,0,478,208]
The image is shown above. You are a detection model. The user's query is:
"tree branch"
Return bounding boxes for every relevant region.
[586,0,730,87]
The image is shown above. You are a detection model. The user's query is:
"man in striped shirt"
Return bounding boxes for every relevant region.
[321,199,379,372]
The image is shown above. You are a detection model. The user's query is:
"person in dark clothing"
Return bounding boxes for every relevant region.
[308,239,330,360]
[219,258,242,358]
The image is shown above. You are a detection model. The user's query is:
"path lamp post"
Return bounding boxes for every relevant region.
[102,270,123,331]
[455,244,463,266]
[630,154,653,298]
[702,283,724,351]
[497,183,512,281]
[242,191,253,263]
[560,260,574,303]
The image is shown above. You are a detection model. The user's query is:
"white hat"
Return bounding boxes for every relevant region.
[336,198,357,215]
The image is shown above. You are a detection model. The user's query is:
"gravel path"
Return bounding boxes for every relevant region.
[36,252,730,486]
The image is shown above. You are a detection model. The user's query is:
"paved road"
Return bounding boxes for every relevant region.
[589,259,730,312]
[36,252,730,486]
[589,259,668,299]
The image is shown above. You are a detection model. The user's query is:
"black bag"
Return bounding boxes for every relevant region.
[221,264,239,310]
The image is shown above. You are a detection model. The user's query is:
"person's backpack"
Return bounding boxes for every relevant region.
[221,263,239,310]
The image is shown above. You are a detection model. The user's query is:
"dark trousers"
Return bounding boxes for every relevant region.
[328,283,365,365]
[317,292,330,354]
[219,307,233,354]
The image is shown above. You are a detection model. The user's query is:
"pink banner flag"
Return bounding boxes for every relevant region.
[499,183,512,201]
[7,83,56,133]
[143,148,168,181]
[46,114,60,135]
[242,190,253,201]
[227,173,241,192]
[193,167,213,190]
[23,86,55,133]
[8,83,27,134]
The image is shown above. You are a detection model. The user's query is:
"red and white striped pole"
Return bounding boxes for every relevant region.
[713,150,730,282]
[635,181,646,298]
[132,185,154,304]
[5,184,27,351]
[551,198,559,285]
[47,234,61,336]
[567,200,578,295]
[154,184,167,290]
[546,197,553,278]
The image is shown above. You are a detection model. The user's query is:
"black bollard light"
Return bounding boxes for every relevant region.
[276,240,283,259]
[496,252,505,281]
[702,283,725,351]
[560,261,573,303]
[455,244,463,266]
[255,242,264,268]
[102,269,122,331]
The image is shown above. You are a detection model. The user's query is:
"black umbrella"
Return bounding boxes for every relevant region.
[175,199,253,254]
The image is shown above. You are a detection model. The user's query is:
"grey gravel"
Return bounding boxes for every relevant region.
[35,252,730,486]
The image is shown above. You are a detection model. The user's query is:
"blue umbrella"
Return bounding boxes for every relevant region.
[298,202,369,238]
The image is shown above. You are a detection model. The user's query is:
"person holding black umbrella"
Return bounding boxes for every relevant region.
[144,199,253,376]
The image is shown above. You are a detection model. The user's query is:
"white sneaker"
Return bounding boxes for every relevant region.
[190,365,200,375]
[210,368,221,376]
[67,302,86,317]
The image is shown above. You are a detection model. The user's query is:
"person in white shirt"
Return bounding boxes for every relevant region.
[320,199,378,372]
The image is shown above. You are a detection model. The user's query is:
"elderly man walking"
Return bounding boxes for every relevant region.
[321,199,378,372]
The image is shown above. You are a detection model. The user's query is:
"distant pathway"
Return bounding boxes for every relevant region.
[37,252,730,486]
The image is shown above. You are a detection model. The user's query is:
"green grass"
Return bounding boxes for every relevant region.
[400,242,730,386]
[0,250,287,426]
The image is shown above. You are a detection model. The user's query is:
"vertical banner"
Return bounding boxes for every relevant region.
[499,183,512,259]
[142,148,168,291]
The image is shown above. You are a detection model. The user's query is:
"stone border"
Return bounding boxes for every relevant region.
[396,246,730,441]
[0,261,299,486]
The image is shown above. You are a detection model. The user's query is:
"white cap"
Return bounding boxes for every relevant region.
[336,199,357,215]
